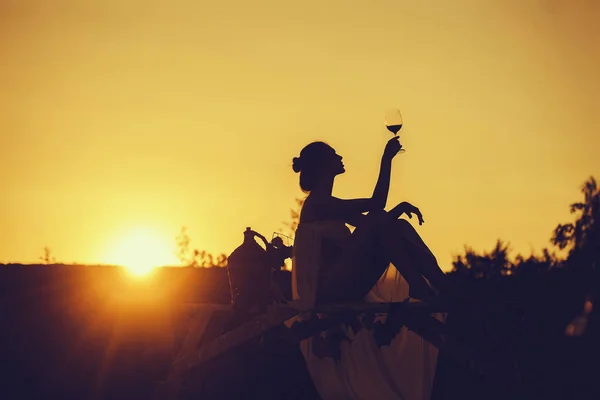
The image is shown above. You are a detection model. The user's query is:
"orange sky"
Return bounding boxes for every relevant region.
[1,0,599,270]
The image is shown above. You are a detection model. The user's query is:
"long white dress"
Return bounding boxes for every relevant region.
[291,221,441,400]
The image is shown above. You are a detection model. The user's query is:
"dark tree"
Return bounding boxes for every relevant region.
[451,239,513,279]
[175,226,228,268]
[39,246,56,265]
[552,176,599,271]
[284,197,305,236]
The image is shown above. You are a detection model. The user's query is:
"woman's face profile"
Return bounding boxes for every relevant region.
[323,147,345,176]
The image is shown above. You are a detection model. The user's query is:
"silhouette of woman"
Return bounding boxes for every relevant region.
[291,136,450,307]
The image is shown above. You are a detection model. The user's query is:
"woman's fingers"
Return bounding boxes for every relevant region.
[415,209,425,225]
[396,201,425,224]
[407,203,425,225]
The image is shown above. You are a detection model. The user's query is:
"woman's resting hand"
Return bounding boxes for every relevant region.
[391,202,425,225]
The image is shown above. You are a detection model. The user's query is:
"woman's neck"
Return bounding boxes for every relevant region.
[311,176,335,197]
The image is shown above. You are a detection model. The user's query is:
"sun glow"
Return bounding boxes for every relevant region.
[102,227,178,276]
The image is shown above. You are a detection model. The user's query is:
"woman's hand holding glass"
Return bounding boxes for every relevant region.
[383,136,403,161]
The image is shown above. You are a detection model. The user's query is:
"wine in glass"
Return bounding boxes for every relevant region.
[385,109,406,153]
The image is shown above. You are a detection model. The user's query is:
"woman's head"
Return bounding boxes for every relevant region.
[292,141,345,192]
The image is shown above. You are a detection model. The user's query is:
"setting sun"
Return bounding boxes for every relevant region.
[102,227,178,276]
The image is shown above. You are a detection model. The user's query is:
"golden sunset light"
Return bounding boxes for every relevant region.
[101,227,178,276]
[2,0,598,269]
[2,1,599,399]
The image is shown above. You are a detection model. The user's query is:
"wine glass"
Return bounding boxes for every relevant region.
[385,109,406,153]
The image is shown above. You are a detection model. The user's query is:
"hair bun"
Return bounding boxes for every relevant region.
[292,156,302,173]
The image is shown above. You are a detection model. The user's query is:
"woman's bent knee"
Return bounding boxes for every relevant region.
[383,218,414,236]
[393,218,417,233]
[361,211,420,239]
[395,218,412,227]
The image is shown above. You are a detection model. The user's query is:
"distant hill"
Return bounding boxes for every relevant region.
[0,263,296,398]
[0,263,292,304]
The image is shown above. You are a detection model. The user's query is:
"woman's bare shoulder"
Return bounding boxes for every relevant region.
[300,195,338,223]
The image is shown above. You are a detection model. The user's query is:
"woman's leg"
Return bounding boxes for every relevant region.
[316,211,440,304]
[372,217,440,303]
[386,218,450,294]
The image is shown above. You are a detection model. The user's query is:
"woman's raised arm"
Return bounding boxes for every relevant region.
[371,136,402,209]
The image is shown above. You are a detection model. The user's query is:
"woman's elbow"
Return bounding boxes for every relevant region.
[369,198,386,211]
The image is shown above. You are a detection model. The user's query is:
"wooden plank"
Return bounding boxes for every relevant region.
[156,301,469,399]
[288,303,449,345]
[157,301,515,399]
[159,314,212,400]
[312,301,444,315]
[170,305,297,375]
[172,301,444,377]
